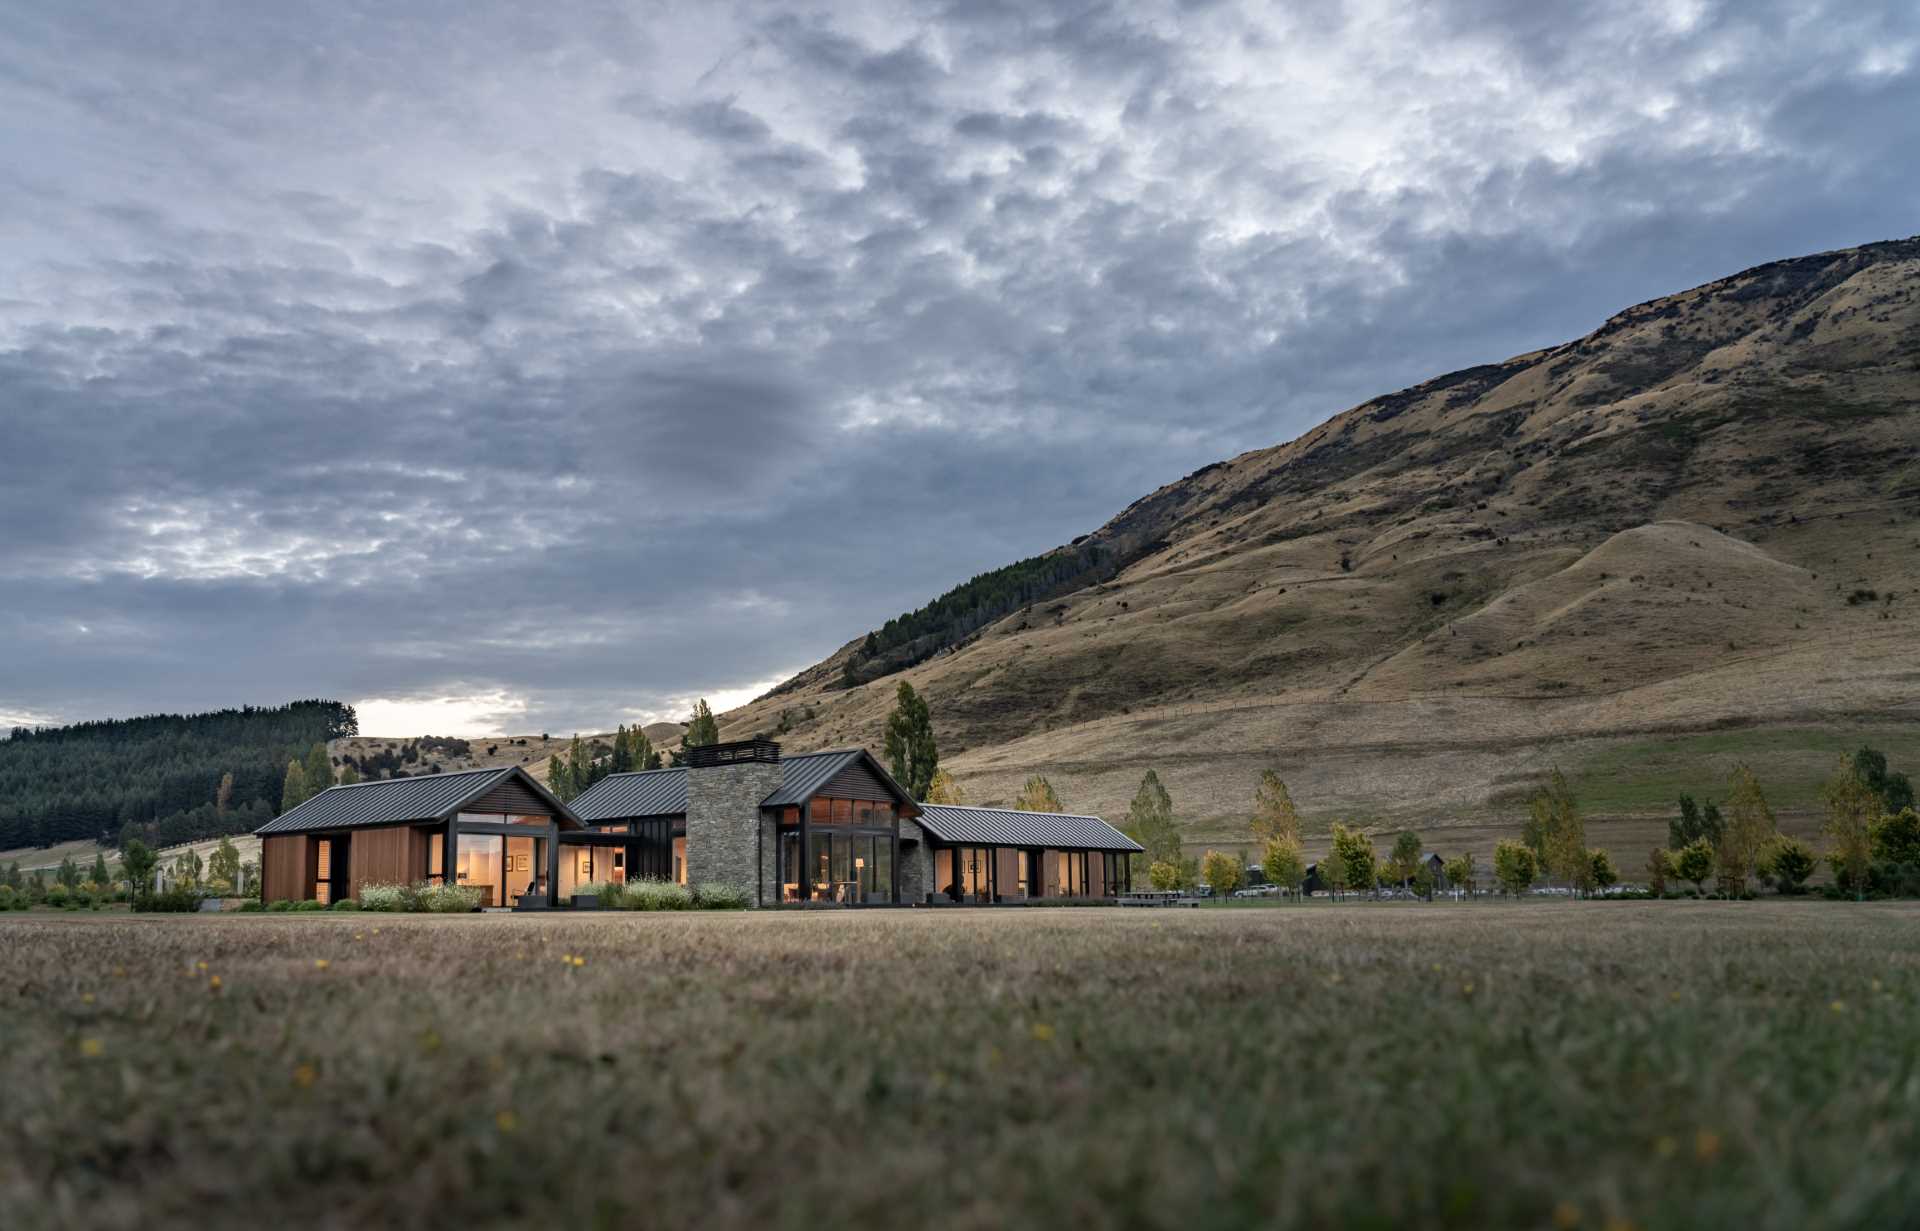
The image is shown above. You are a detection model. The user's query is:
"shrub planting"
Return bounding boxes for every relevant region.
[358,883,412,912]
[415,884,482,913]
[692,882,750,910]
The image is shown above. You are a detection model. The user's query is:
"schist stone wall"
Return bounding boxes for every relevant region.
[898,815,931,905]
[684,760,784,905]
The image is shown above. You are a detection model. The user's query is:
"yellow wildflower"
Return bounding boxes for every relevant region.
[496,1110,519,1133]
[208,975,222,991]
[292,1063,318,1089]
[79,1038,104,1058]
[1030,1022,1055,1042]
[313,959,330,971]
[1694,1129,1721,1162]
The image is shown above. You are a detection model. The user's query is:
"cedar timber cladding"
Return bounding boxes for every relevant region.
[463,778,554,816]
[347,824,425,900]
[262,833,312,904]
[822,757,894,803]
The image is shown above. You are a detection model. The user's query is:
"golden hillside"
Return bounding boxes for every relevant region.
[717,238,1920,849]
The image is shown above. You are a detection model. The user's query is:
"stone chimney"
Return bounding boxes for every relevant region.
[684,739,784,906]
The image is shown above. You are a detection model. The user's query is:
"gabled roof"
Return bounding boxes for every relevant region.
[760,747,917,811]
[914,803,1143,853]
[570,767,688,823]
[254,765,579,836]
[569,747,920,822]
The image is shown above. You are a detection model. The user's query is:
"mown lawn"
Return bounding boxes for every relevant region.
[4,903,1918,1230]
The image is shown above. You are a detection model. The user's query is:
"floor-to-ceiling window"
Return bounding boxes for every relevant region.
[457,834,503,907]
[800,798,898,903]
[1051,850,1089,897]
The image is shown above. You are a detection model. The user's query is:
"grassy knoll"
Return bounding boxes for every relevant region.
[5,905,1919,1230]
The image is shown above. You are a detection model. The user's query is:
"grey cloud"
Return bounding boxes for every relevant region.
[0,0,1915,732]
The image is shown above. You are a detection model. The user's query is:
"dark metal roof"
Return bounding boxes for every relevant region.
[914,804,1143,852]
[761,747,917,810]
[570,747,919,821]
[570,768,688,822]
[254,766,581,836]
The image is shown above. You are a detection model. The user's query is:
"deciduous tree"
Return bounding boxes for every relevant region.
[304,742,333,796]
[1250,771,1302,846]
[1870,807,1920,866]
[1823,756,1879,897]
[924,768,967,805]
[1014,775,1063,813]
[280,759,310,814]
[1123,770,1181,868]
[1716,763,1776,895]
[1758,835,1816,895]
[1264,834,1307,897]
[1645,847,1673,897]
[1493,839,1536,896]
[1530,768,1589,894]
[681,700,720,751]
[1329,823,1377,895]
[1202,850,1244,898]
[883,682,939,801]
[1673,838,1714,894]
[1443,853,1476,897]
[1588,848,1618,892]
[208,836,241,890]
[1388,830,1423,888]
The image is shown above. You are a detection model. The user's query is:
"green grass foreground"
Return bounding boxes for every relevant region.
[4,904,1918,1230]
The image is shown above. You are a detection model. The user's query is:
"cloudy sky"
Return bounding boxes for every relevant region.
[2,0,1915,736]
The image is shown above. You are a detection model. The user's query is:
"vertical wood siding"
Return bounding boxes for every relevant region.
[347,824,424,900]
[995,848,1022,898]
[464,780,554,816]
[262,834,312,903]
[822,760,895,803]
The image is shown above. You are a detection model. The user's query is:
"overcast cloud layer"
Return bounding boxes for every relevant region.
[2,0,1916,735]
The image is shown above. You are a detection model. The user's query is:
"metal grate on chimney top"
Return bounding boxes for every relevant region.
[687,738,782,768]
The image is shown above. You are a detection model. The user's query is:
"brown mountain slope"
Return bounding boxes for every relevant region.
[720,238,1920,849]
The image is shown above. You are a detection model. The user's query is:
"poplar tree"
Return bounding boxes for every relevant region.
[280,759,310,814]
[682,700,720,751]
[90,852,110,887]
[1823,755,1878,897]
[1250,770,1302,846]
[883,681,939,800]
[546,754,570,802]
[209,836,241,889]
[1123,770,1182,866]
[1717,763,1777,895]
[215,772,234,813]
[304,742,333,796]
[1529,768,1588,893]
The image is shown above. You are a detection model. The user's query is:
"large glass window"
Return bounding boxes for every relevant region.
[934,848,956,901]
[427,832,445,884]
[457,834,503,908]
[870,836,892,903]
[780,832,802,901]
[810,830,833,899]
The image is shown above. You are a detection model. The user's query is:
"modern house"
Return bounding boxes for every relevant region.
[256,738,1140,908]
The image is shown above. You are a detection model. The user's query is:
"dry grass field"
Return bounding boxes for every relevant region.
[5,904,1919,1230]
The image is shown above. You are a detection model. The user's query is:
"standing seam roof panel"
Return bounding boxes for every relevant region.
[254,767,518,836]
[914,804,1142,852]
[569,768,689,822]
